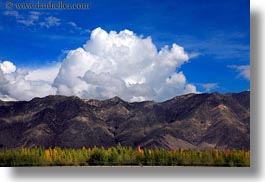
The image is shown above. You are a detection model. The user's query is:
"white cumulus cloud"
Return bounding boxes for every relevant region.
[0,27,197,102]
[0,62,57,101]
[54,27,196,101]
[25,63,61,83]
[0,61,16,74]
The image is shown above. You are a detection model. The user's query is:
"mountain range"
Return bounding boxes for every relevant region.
[0,91,250,150]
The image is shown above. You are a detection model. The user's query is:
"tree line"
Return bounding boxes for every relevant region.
[0,144,250,166]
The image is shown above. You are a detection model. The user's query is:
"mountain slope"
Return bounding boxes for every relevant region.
[0,91,250,150]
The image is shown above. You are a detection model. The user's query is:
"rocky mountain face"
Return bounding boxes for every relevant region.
[0,91,250,150]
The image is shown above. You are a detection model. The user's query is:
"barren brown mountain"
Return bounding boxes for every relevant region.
[0,91,250,150]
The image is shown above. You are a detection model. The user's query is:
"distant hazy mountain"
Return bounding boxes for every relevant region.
[0,91,250,150]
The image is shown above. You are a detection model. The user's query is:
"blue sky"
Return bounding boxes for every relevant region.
[0,0,250,101]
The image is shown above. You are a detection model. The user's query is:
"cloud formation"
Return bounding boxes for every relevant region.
[0,28,196,101]
[3,10,40,26]
[67,21,91,34]
[199,83,219,92]
[3,10,90,34]
[0,61,16,74]
[0,61,57,101]
[40,16,61,28]
[229,65,250,80]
